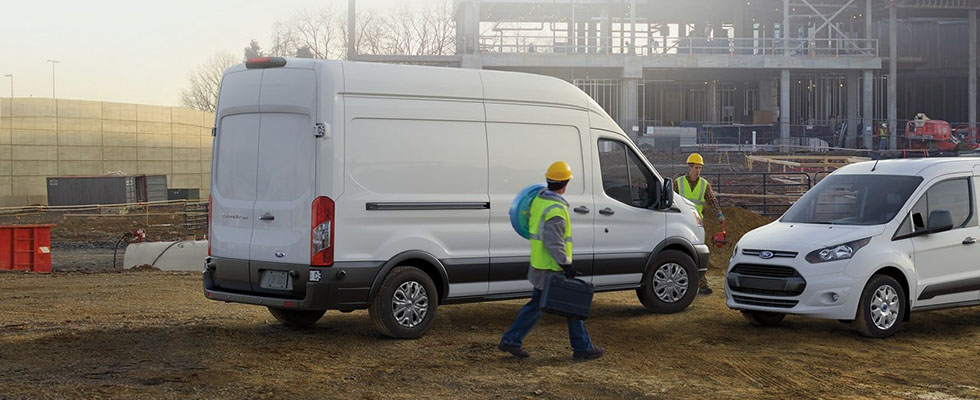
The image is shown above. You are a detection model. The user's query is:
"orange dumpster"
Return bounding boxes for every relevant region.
[0,225,54,273]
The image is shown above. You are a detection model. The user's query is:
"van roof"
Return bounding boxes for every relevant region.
[230,58,595,111]
[836,157,980,177]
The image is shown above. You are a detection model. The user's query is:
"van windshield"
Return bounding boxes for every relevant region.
[781,175,923,226]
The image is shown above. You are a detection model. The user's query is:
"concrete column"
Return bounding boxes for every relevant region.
[630,0,637,54]
[781,69,790,140]
[619,79,640,140]
[863,70,874,149]
[783,0,790,53]
[347,0,356,59]
[866,0,873,41]
[846,72,859,148]
[888,5,898,150]
[472,1,481,54]
[708,81,718,123]
[970,10,977,130]
[601,6,611,54]
[567,4,575,54]
[589,21,597,54]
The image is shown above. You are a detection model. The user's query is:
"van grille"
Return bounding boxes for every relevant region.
[732,295,798,309]
[742,249,799,258]
[730,264,800,279]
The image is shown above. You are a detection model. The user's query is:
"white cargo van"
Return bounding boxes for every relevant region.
[203,57,709,338]
[727,158,980,337]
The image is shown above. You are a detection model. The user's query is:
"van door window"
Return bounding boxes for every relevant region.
[598,139,658,208]
[909,178,974,232]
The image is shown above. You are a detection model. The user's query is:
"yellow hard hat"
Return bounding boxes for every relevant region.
[686,153,704,165]
[545,161,573,181]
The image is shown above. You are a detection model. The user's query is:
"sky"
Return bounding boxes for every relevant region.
[0,0,404,107]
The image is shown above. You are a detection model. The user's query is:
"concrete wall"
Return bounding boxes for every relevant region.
[0,98,213,206]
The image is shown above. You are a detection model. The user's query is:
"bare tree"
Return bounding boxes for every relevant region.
[380,0,456,56]
[268,0,455,59]
[179,52,238,113]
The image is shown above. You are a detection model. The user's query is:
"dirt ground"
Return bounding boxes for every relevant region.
[2,206,979,399]
[2,270,980,400]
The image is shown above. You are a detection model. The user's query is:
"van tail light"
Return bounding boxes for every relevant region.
[208,195,213,256]
[311,196,334,266]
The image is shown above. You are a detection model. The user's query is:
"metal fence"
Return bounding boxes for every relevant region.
[479,35,878,57]
[680,172,813,218]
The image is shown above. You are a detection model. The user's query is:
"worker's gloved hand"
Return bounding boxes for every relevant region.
[562,265,579,279]
[717,212,725,223]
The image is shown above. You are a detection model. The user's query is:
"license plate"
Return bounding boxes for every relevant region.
[260,270,291,290]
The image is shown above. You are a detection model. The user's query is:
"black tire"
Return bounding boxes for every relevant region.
[636,249,699,313]
[741,310,786,327]
[267,307,326,328]
[854,274,906,338]
[368,266,439,339]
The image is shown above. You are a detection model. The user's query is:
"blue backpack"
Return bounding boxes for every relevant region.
[509,184,546,239]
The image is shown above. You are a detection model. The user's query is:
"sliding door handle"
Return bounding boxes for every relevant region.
[573,206,590,214]
[599,208,615,216]
[964,237,977,245]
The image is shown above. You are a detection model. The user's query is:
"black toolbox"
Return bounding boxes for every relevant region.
[540,275,594,319]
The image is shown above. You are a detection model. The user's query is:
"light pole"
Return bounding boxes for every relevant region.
[2,74,11,97]
[46,60,60,98]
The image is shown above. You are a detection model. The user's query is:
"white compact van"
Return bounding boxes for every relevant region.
[203,57,708,338]
[727,158,980,337]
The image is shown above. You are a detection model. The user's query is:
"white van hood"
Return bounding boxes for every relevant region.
[738,221,886,253]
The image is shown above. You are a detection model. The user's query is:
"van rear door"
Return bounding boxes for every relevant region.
[210,69,262,292]
[248,68,319,296]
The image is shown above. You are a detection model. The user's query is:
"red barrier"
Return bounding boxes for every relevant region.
[0,225,54,273]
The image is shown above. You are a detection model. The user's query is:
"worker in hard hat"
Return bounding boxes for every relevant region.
[878,122,889,151]
[499,161,604,361]
[676,153,724,295]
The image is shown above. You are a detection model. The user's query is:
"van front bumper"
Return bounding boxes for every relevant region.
[724,258,863,320]
[694,244,710,275]
[202,256,382,311]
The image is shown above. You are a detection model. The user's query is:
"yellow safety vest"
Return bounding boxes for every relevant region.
[528,195,572,272]
[676,176,707,217]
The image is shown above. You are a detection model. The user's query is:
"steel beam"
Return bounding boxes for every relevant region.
[781,69,791,140]
[863,70,874,149]
[889,4,898,150]
[971,9,977,130]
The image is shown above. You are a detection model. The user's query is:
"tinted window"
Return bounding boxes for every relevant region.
[782,175,922,225]
[599,139,659,208]
[909,178,974,231]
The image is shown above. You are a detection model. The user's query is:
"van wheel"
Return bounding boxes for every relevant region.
[636,250,698,313]
[369,266,438,339]
[267,307,326,328]
[854,275,906,338]
[741,310,786,327]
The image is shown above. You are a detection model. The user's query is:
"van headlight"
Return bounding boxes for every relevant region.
[731,245,738,259]
[692,209,703,227]
[805,238,871,263]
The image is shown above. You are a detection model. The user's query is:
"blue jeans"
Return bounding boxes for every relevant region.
[500,289,593,352]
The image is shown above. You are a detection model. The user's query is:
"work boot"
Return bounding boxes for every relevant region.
[573,345,605,361]
[497,342,530,359]
[699,285,714,295]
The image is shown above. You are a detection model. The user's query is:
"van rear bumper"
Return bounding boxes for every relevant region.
[202,256,382,311]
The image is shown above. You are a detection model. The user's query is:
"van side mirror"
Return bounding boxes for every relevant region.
[661,179,674,209]
[927,210,954,233]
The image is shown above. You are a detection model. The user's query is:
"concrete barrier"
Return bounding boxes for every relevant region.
[123,240,207,271]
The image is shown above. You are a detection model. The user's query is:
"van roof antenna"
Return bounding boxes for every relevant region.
[871,152,881,172]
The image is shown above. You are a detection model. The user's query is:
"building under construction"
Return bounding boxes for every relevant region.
[352,0,980,152]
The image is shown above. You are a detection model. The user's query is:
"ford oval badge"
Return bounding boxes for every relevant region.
[275,251,286,258]
[759,251,774,259]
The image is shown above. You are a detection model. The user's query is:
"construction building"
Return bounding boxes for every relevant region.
[352,0,980,152]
